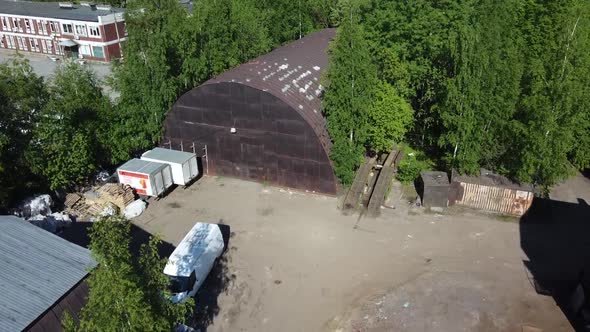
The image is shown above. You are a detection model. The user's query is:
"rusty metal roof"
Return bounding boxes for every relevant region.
[205,28,336,156]
[452,169,533,191]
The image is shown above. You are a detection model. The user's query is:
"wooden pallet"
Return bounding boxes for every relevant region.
[65,183,136,220]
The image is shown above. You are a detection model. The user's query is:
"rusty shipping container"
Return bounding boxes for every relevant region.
[449,169,534,216]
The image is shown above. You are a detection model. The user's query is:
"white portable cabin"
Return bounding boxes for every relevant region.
[117,158,173,197]
[141,148,199,186]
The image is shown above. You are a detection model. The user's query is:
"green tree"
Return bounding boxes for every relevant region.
[0,58,47,209]
[64,216,192,331]
[191,0,271,78]
[109,0,189,163]
[366,81,413,153]
[362,0,459,150]
[439,0,524,174]
[510,0,590,189]
[27,63,112,191]
[257,0,335,46]
[323,0,378,185]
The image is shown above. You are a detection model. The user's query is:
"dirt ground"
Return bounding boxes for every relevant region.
[133,175,584,332]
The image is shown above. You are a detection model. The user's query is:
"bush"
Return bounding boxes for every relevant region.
[396,147,433,184]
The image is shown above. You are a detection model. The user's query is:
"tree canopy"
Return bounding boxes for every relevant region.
[27,63,113,190]
[324,0,590,189]
[322,0,377,185]
[0,58,47,209]
[63,216,193,331]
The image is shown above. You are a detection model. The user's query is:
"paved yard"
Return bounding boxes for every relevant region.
[134,176,578,332]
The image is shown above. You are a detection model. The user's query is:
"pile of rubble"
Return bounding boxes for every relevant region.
[14,195,72,233]
[65,183,137,221]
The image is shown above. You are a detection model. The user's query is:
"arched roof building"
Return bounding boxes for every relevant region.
[163,29,337,194]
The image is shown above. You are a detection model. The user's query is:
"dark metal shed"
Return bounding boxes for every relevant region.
[419,171,450,208]
[163,29,337,194]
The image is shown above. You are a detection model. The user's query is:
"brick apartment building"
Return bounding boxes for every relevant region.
[0,0,125,62]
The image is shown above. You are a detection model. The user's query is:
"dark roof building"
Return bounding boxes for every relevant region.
[0,0,124,22]
[164,29,338,194]
[0,1,126,62]
[0,216,96,332]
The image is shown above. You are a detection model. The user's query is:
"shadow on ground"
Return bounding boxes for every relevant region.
[520,197,590,331]
[59,220,176,258]
[188,223,234,331]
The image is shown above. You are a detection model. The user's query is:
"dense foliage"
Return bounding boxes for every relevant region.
[2,0,589,206]
[322,1,377,185]
[62,216,193,331]
[324,0,590,189]
[0,59,113,209]
[27,63,113,190]
[0,59,47,209]
[0,0,333,210]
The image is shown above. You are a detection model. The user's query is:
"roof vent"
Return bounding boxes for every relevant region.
[96,4,112,10]
[59,2,74,8]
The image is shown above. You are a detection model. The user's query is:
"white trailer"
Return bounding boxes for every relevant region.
[141,148,199,186]
[117,158,173,197]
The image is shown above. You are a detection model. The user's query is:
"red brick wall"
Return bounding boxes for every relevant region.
[105,42,122,61]
[102,21,125,42]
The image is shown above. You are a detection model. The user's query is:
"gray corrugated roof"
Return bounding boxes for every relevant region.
[205,28,336,157]
[0,215,96,332]
[0,0,124,22]
[142,147,195,165]
[119,158,169,175]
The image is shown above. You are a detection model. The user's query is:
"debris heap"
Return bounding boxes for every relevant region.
[65,183,136,221]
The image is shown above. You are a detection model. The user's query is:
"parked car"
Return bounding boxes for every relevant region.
[164,222,225,303]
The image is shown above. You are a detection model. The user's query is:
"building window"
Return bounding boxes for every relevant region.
[49,21,59,34]
[89,26,100,37]
[1,17,7,30]
[45,40,54,53]
[24,19,31,33]
[0,35,4,48]
[16,36,25,50]
[12,18,22,32]
[29,38,39,52]
[74,24,87,36]
[37,20,47,35]
[6,36,14,49]
[62,23,73,34]
[79,44,91,56]
[92,45,104,58]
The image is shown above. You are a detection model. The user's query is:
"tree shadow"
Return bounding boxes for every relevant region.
[58,220,176,259]
[520,197,590,331]
[187,223,234,331]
